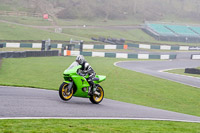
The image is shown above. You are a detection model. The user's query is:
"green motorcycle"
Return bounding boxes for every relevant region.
[59,61,106,104]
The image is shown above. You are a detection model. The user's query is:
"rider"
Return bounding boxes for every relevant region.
[76,55,96,95]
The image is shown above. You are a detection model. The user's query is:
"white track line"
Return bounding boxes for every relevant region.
[0,117,199,123]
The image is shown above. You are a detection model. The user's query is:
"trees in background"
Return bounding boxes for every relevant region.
[1,0,200,22]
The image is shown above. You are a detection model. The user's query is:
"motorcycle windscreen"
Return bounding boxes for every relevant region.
[67,61,79,70]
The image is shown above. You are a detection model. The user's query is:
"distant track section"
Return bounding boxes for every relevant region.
[115,59,200,88]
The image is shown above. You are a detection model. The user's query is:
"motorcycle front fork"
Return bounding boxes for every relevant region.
[88,84,97,94]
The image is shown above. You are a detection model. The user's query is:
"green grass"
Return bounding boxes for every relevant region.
[0,16,52,26]
[64,28,200,46]
[0,16,141,26]
[62,28,156,43]
[0,57,200,117]
[62,27,200,46]
[161,14,200,25]
[0,5,13,11]
[0,119,199,133]
[166,68,200,78]
[56,18,142,26]
[0,22,88,41]
[1,15,200,46]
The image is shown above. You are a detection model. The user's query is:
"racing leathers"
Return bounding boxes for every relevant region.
[79,61,96,95]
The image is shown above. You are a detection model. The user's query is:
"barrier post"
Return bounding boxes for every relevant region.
[0,44,3,48]
[46,38,51,51]
[41,40,45,51]
[61,44,66,56]
[80,40,83,52]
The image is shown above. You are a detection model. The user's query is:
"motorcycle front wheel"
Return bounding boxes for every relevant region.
[59,82,73,101]
[89,85,104,104]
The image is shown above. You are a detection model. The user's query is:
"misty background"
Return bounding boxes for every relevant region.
[1,0,200,22]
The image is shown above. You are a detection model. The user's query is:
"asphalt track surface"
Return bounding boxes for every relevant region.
[115,59,200,88]
[0,86,200,122]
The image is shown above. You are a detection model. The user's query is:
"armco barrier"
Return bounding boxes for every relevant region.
[185,68,200,74]
[2,42,128,50]
[191,54,200,59]
[127,43,192,51]
[0,50,59,58]
[2,42,199,51]
[63,50,177,60]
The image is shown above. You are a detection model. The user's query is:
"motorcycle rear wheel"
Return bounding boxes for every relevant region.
[59,82,73,101]
[89,85,104,104]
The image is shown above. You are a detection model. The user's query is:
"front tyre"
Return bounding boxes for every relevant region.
[59,82,73,101]
[89,85,104,104]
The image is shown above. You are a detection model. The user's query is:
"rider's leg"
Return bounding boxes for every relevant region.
[87,77,96,95]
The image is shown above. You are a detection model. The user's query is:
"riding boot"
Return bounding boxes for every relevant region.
[88,81,95,95]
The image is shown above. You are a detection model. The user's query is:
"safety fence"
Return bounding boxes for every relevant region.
[74,44,127,49]
[127,43,199,51]
[1,42,183,59]
[0,51,59,58]
[0,43,63,49]
[191,54,200,59]
[2,42,199,51]
[63,50,176,60]
[1,42,128,50]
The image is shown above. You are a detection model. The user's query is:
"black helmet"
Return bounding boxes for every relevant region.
[76,55,85,65]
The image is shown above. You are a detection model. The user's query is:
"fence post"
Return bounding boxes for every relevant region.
[80,40,83,52]
[41,40,45,51]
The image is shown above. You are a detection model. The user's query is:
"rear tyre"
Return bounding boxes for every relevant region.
[59,82,73,101]
[89,85,104,104]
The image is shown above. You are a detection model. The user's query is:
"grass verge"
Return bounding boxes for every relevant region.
[0,57,199,116]
[0,119,199,133]
[0,22,87,41]
[0,16,52,26]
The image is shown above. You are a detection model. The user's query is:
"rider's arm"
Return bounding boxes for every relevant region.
[84,62,95,75]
